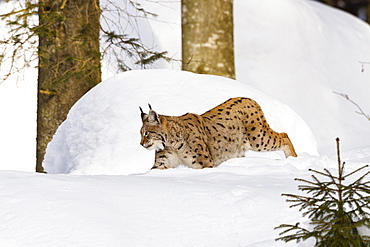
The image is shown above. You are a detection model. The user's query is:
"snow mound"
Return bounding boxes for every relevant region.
[44,69,318,175]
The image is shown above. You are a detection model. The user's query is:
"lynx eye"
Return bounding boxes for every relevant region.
[144,132,149,137]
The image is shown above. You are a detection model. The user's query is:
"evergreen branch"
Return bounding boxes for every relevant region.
[0,7,34,18]
[343,164,369,180]
[295,177,318,186]
[308,168,334,179]
[275,223,312,243]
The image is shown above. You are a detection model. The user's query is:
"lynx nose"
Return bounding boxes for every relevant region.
[140,140,147,148]
[140,140,151,148]
[140,138,146,147]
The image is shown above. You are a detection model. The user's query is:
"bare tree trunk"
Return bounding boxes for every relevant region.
[36,0,101,172]
[181,0,235,79]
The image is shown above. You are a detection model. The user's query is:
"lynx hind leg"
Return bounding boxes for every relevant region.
[279,133,298,158]
[186,150,215,169]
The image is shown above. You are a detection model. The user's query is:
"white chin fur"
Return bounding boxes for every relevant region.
[145,143,165,151]
[154,143,165,151]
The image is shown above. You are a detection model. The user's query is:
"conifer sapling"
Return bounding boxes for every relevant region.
[275,138,370,246]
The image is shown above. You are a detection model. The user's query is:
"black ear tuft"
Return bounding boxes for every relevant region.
[148,103,152,110]
[140,106,147,121]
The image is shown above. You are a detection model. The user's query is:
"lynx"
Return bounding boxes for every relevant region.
[140,97,297,169]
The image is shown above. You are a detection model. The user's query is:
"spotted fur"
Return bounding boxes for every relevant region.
[140,97,297,169]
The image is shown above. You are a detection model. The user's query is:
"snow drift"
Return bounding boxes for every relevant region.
[43,69,318,175]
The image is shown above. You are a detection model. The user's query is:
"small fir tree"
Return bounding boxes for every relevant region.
[275,138,370,246]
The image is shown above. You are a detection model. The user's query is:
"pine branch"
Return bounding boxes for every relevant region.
[309,168,337,180]
[275,223,312,243]
[345,165,370,180]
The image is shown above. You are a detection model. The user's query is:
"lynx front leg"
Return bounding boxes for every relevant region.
[152,150,178,169]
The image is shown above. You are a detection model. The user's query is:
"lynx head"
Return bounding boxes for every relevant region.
[139,104,166,151]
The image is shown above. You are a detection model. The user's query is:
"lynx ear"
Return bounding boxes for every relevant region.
[148,109,161,125]
[139,106,148,122]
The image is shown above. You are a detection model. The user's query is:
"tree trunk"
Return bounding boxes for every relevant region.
[181,0,235,79]
[36,0,101,172]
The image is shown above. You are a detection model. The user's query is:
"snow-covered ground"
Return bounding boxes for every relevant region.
[0,157,335,247]
[0,0,370,246]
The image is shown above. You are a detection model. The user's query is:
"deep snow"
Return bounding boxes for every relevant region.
[0,0,370,246]
[1,153,368,246]
[3,154,368,247]
[43,69,318,175]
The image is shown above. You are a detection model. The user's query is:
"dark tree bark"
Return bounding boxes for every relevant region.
[181,0,235,79]
[36,0,101,172]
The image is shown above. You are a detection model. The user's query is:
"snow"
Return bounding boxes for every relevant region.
[0,1,38,171]
[0,156,347,247]
[234,0,370,153]
[43,69,318,175]
[1,154,367,246]
[0,0,370,246]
